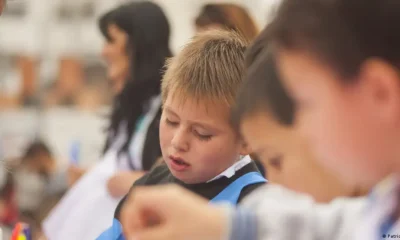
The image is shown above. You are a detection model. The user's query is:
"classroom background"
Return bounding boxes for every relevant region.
[0,0,279,167]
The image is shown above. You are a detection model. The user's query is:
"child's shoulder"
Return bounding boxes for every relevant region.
[239,182,265,203]
[114,164,172,220]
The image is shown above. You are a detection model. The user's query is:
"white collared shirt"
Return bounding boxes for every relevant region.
[207,155,252,182]
[355,174,400,240]
[127,95,162,170]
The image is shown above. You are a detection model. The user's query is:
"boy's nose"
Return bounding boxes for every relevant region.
[171,129,189,152]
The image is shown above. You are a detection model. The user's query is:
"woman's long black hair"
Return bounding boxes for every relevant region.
[98,1,172,156]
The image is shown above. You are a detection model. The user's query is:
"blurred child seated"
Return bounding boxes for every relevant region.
[14,140,67,232]
[230,29,366,202]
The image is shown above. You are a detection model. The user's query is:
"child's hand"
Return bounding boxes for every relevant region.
[107,171,145,198]
[121,185,229,240]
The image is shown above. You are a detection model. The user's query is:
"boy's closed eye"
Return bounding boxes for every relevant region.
[165,118,179,126]
[165,117,213,141]
[192,129,213,141]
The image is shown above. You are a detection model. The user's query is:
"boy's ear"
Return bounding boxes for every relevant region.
[360,59,400,124]
[239,141,252,156]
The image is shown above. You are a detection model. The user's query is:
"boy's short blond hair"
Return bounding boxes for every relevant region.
[161,29,249,107]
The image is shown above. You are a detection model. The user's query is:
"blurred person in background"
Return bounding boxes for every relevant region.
[68,0,171,196]
[14,140,66,216]
[195,3,259,41]
[99,0,171,197]
[12,140,67,239]
[43,1,172,239]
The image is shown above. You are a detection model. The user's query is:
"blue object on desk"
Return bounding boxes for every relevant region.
[96,219,125,240]
[69,141,80,165]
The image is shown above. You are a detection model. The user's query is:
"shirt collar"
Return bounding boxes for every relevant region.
[207,156,252,183]
[369,174,400,204]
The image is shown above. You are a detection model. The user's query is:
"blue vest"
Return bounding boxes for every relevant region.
[96,172,266,240]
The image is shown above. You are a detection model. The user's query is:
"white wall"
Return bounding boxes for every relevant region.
[0,0,280,166]
[0,0,279,57]
[0,0,280,90]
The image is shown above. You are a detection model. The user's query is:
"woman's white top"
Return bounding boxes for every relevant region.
[43,95,162,240]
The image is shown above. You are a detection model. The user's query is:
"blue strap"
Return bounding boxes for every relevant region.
[210,172,267,205]
[96,219,125,240]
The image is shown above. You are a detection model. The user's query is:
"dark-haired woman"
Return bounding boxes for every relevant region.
[43,2,172,239]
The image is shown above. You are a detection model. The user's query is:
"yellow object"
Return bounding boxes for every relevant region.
[17,235,27,240]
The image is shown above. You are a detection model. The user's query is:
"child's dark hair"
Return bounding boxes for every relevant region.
[268,0,400,80]
[231,27,294,132]
[23,140,52,159]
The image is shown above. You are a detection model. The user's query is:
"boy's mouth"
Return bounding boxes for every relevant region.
[169,155,190,172]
